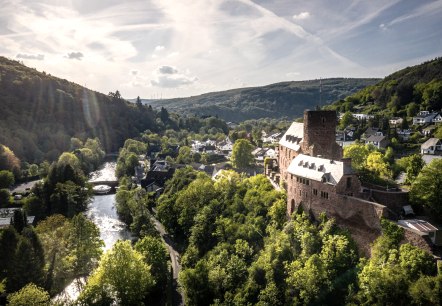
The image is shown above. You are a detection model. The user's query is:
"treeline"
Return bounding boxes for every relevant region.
[327,57,442,117]
[154,168,440,305]
[146,78,379,122]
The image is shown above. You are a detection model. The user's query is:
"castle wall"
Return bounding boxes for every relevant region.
[370,190,409,215]
[278,145,298,183]
[301,110,342,160]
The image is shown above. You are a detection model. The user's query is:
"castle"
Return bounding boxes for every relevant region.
[271,110,411,254]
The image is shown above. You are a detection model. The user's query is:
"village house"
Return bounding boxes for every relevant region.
[397,129,413,141]
[432,113,442,124]
[352,113,374,121]
[360,127,382,141]
[365,134,390,149]
[413,111,438,125]
[389,117,403,127]
[262,132,282,144]
[421,138,442,155]
[422,125,437,136]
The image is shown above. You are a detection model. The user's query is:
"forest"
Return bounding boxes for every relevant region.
[144,78,379,122]
[326,57,442,117]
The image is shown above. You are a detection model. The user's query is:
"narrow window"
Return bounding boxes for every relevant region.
[346,177,352,188]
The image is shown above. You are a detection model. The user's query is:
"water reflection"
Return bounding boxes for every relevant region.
[87,194,132,250]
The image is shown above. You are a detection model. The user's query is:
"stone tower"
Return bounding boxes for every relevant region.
[301,110,342,160]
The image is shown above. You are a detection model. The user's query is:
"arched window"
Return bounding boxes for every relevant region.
[291,199,295,214]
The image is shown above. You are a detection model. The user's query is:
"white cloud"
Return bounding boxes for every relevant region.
[66,51,84,60]
[292,12,310,20]
[158,65,178,74]
[1,0,440,98]
[16,53,44,60]
[151,65,198,88]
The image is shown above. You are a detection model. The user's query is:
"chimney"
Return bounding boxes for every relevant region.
[341,158,353,174]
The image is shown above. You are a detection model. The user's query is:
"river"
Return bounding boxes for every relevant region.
[55,161,131,301]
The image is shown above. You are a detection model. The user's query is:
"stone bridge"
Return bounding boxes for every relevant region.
[88,180,119,188]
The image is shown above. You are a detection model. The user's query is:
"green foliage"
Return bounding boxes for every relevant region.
[0,170,14,188]
[396,154,425,185]
[339,111,355,129]
[231,139,254,169]
[410,158,442,220]
[35,214,103,295]
[343,143,374,170]
[123,138,147,155]
[326,57,442,119]
[115,148,140,178]
[4,227,45,293]
[0,145,20,177]
[147,78,378,122]
[78,240,154,305]
[115,186,156,238]
[409,274,442,305]
[69,214,104,277]
[0,57,160,163]
[7,283,50,306]
[0,188,12,207]
[134,236,170,299]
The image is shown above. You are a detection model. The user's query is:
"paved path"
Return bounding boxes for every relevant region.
[151,212,184,305]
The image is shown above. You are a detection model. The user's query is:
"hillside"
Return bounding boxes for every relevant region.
[144,78,379,122]
[0,57,158,163]
[326,57,442,116]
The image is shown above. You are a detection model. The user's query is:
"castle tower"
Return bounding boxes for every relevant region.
[301,110,342,160]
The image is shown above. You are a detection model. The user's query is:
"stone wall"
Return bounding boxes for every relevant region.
[370,189,409,215]
[301,110,342,160]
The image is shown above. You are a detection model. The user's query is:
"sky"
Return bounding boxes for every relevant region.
[1,0,442,99]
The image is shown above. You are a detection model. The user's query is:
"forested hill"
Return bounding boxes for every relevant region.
[0,57,158,163]
[326,57,442,115]
[144,78,379,122]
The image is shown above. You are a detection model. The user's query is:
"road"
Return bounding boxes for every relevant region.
[150,212,184,305]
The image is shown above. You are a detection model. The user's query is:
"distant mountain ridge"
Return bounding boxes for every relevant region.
[142,78,380,121]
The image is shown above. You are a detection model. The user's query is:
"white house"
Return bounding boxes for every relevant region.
[353,113,374,121]
[432,113,442,124]
[413,111,438,125]
[389,117,403,127]
[421,138,442,155]
[397,129,412,141]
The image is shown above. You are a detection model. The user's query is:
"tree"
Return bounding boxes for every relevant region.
[0,170,14,188]
[231,139,254,169]
[176,146,192,164]
[7,283,50,306]
[11,210,27,234]
[0,145,20,177]
[136,96,142,108]
[410,158,442,219]
[134,236,169,298]
[78,240,155,305]
[405,154,425,185]
[339,111,354,130]
[0,188,12,207]
[69,214,104,278]
[366,151,391,178]
[343,143,374,170]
